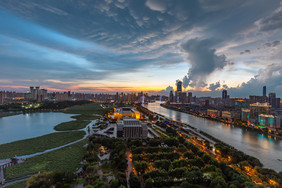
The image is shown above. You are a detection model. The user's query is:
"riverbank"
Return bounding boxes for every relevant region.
[161,103,282,138]
[146,106,280,169]
[144,103,282,186]
[0,113,20,118]
[0,131,85,159]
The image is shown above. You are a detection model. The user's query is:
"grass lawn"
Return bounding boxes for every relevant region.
[0,113,21,118]
[0,131,85,159]
[3,181,27,188]
[64,103,110,116]
[71,114,100,121]
[54,120,91,131]
[4,140,87,180]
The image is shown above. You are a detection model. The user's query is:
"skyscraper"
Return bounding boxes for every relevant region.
[176,80,182,92]
[222,90,227,99]
[169,90,174,102]
[176,80,182,103]
[263,86,266,97]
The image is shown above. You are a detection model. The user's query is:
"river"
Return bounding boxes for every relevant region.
[147,102,282,172]
[0,112,75,145]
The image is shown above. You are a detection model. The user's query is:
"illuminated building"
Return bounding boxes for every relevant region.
[241,108,250,122]
[221,111,241,122]
[116,118,148,139]
[249,103,271,123]
[113,107,141,120]
[207,109,219,118]
[258,114,275,129]
[235,99,246,110]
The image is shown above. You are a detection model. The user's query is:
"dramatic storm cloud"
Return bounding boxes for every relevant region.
[0,0,281,96]
[181,38,228,88]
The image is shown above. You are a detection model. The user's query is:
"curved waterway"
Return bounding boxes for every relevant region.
[147,102,282,172]
[0,112,75,145]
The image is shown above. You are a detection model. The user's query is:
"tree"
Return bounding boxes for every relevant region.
[172,159,188,168]
[145,178,153,188]
[129,173,140,188]
[210,176,227,188]
[186,167,203,184]
[168,167,188,179]
[188,157,205,168]
[110,179,119,188]
[134,161,148,175]
[184,151,195,159]
[155,159,171,171]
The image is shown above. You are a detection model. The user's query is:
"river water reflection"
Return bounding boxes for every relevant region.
[0,112,74,145]
[147,102,282,172]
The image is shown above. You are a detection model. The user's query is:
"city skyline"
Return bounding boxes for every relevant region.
[0,0,282,97]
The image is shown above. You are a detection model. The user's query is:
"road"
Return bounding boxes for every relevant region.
[0,168,4,185]
[125,149,133,188]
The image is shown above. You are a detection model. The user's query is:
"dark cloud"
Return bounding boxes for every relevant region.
[181,38,228,87]
[240,49,251,55]
[264,40,281,47]
[222,84,228,89]
[256,4,282,31]
[208,81,221,91]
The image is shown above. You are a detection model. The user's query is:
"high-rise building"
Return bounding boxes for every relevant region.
[115,92,119,102]
[169,91,174,102]
[268,93,280,108]
[222,90,227,99]
[175,80,183,103]
[176,80,182,92]
[0,92,4,104]
[179,92,187,103]
[188,92,192,103]
[263,86,266,97]
[249,102,271,123]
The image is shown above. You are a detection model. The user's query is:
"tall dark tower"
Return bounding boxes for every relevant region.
[263,86,266,97]
[222,90,227,99]
[169,90,174,102]
[176,80,182,92]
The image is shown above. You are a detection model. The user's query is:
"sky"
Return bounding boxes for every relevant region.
[0,0,282,97]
